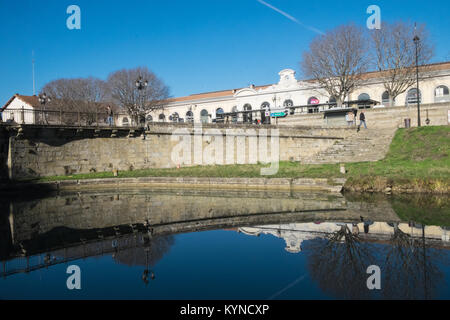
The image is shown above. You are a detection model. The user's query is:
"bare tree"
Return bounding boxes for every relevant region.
[301,24,371,107]
[41,77,108,112]
[106,67,170,123]
[41,77,110,124]
[371,21,434,106]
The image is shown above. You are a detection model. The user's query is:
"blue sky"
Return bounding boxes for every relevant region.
[1,0,450,104]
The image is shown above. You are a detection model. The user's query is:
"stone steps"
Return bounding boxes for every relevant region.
[302,128,397,164]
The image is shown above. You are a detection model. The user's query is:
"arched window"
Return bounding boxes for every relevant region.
[435,85,450,102]
[382,91,390,105]
[122,117,129,126]
[406,88,421,105]
[243,104,252,123]
[358,93,371,109]
[308,97,320,105]
[307,97,319,113]
[200,109,209,124]
[284,100,295,115]
[139,115,146,125]
[329,96,337,104]
[215,108,224,123]
[260,102,270,124]
[146,115,153,123]
[358,93,370,101]
[158,114,165,122]
[186,111,194,123]
[231,106,238,123]
[170,112,179,123]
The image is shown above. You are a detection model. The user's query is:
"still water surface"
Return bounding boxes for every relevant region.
[0,188,449,299]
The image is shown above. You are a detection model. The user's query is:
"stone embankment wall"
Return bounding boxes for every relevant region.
[1,124,355,180]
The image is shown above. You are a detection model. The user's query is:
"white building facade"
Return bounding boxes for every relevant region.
[148,62,450,124]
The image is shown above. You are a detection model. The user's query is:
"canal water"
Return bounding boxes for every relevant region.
[0,188,449,300]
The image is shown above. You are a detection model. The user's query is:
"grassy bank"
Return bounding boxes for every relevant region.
[38,126,450,193]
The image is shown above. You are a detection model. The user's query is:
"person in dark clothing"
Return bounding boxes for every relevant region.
[353,109,358,126]
[359,111,367,129]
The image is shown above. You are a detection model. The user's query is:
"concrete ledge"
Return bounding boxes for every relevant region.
[1,176,345,193]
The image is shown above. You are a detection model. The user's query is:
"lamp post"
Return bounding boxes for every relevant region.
[135,76,148,127]
[38,93,51,125]
[413,34,421,127]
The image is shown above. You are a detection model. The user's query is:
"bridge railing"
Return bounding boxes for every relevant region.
[0,108,144,128]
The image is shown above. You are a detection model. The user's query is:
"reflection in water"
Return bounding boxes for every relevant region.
[0,189,448,299]
[302,226,376,300]
[382,223,445,299]
[240,220,449,300]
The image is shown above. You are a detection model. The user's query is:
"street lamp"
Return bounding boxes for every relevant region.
[413,33,421,127]
[38,93,51,125]
[135,76,148,127]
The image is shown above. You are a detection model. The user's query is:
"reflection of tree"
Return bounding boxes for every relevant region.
[382,223,445,299]
[112,234,174,268]
[302,225,377,299]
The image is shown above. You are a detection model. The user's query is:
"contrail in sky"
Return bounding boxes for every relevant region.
[256,0,325,35]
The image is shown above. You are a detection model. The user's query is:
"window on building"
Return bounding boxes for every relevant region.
[329,96,337,108]
[284,99,295,115]
[243,104,252,123]
[158,114,165,122]
[231,106,238,123]
[216,108,224,123]
[307,97,320,113]
[146,115,153,123]
[261,102,270,110]
[200,109,209,124]
[122,117,129,126]
[435,85,450,102]
[406,88,421,105]
[169,112,179,123]
[186,111,194,123]
[382,91,390,106]
[308,97,319,105]
[358,93,371,109]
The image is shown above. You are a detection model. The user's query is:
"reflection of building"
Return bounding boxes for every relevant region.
[148,62,450,124]
[240,222,450,253]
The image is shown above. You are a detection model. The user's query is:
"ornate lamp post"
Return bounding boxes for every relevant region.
[38,93,51,125]
[413,33,421,127]
[135,76,148,127]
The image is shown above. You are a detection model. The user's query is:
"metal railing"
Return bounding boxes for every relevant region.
[0,107,145,128]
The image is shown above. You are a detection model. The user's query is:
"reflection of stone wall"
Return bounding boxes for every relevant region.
[5,125,356,179]
[9,189,404,245]
[11,190,348,243]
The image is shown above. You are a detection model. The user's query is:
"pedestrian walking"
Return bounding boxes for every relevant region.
[359,111,367,129]
[353,109,358,126]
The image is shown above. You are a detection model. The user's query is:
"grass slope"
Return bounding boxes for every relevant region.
[38,126,450,192]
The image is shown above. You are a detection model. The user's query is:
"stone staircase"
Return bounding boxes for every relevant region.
[303,128,397,164]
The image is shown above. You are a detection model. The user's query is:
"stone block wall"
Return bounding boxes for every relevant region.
[5,125,355,180]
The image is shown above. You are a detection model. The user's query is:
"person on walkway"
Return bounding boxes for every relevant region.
[353,109,358,126]
[348,112,354,126]
[359,111,367,129]
[106,105,113,126]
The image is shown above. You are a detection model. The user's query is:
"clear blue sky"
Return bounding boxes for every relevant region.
[1,0,449,104]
